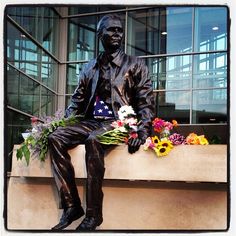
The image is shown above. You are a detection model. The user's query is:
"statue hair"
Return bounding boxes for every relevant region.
[97,14,122,37]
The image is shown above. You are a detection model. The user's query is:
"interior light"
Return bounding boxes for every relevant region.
[212,26,219,31]
[20,34,26,38]
[209,118,216,121]
[161,31,167,35]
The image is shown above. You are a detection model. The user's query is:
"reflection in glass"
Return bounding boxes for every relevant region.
[6,6,59,56]
[6,110,32,170]
[68,5,125,15]
[7,21,41,81]
[7,66,40,116]
[66,63,85,94]
[41,87,55,115]
[192,89,227,123]
[41,52,58,90]
[65,95,72,108]
[193,52,227,89]
[127,7,193,56]
[194,7,227,52]
[146,55,192,90]
[156,91,190,123]
[68,17,97,61]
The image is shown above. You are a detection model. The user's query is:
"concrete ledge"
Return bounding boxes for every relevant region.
[11,144,227,183]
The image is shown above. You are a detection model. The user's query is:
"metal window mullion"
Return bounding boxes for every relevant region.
[64,6,154,19]
[190,7,196,125]
[7,105,44,122]
[63,50,227,64]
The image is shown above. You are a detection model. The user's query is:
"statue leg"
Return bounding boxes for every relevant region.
[48,120,102,209]
[83,121,115,224]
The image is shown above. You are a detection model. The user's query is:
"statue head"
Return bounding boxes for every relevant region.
[97,14,123,53]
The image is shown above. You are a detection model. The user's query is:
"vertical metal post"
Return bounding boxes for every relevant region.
[190,7,195,124]
[57,7,68,112]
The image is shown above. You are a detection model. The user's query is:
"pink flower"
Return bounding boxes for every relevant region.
[164,121,173,131]
[152,118,165,132]
[111,120,124,128]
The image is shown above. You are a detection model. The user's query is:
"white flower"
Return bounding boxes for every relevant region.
[32,127,38,133]
[118,105,136,121]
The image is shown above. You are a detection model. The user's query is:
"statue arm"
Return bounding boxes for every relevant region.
[134,60,155,142]
[65,69,87,118]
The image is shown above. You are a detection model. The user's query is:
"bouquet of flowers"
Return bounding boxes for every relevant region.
[16,110,79,165]
[143,136,173,157]
[152,117,178,138]
[144,117,209,158]
[97,105,139,145]
[185,133,209,145]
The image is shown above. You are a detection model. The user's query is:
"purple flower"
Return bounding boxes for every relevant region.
[168,133,186,145]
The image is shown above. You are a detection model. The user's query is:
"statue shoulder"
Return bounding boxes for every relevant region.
[80,58,97,76]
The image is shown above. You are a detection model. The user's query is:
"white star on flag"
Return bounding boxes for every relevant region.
[100,101,104,104]
[98,109,103,113]
[104,105,109,109]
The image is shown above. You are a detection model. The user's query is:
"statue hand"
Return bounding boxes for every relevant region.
[127,137,143,154]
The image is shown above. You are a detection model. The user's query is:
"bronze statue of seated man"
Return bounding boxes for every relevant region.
[49,14,154,231]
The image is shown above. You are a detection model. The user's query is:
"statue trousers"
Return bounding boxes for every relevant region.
[48,119,115,218]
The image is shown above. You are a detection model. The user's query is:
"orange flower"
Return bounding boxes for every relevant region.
[172,120,178,127]
[186,133,199,145]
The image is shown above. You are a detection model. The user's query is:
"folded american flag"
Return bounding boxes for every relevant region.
[93,96,114,119]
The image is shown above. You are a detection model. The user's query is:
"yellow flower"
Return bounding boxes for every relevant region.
[198,135,209,145]
[159,139,173,149]
[154,146,171,157]
[151,136,160,146]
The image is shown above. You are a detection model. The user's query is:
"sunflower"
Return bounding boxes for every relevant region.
[151,136,160,146]
[154,146,171,157]
[159,139,173,149]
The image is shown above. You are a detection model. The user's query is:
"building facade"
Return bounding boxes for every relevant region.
[5,5,228,170]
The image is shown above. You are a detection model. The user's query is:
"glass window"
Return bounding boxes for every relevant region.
[65,95,72,108]
[41,87,56,115]
[127,7,193,56]
[6,6,59,56]
[66,63,85,94]
[7,21,58,90]
[68,5,125,15]
[193,52,227,89]
[192,89,227,124]
[194,7,227,52]
[41,52,58,90]
[156,91,190,123]
[68,16,97,61]
[146,55,192,90]
[6,110,32,170]
[7,66,40,116]
[7,21,41,81]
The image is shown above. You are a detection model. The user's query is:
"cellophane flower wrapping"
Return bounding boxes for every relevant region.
[16,110,79,165]
[97,105,138,145]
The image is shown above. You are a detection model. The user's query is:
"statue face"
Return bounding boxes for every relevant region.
[99,18,123,52]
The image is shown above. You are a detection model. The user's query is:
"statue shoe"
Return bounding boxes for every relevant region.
[51,206,85,230]
[76,216,103,231]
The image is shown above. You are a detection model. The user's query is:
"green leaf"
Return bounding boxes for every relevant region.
[22,145,31,166]
[16,148,23,160]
